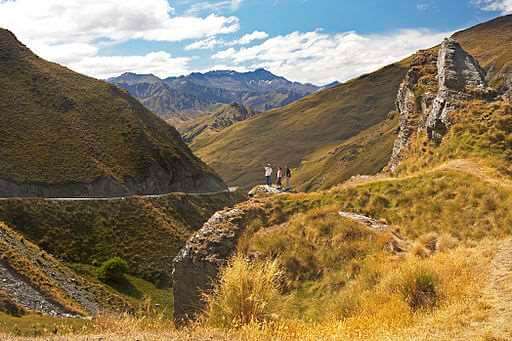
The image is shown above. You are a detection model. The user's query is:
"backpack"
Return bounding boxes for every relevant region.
[286,168,292,178]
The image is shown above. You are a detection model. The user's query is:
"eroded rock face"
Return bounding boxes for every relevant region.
[172,201,265,323]
[388,38,492,171]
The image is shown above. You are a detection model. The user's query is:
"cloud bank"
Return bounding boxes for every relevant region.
[0,0,239,78]
[213,29,451,84]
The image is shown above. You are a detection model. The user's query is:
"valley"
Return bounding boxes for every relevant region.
[1,9,512,341]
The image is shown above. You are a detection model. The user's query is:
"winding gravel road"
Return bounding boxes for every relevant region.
[0,187,239,202]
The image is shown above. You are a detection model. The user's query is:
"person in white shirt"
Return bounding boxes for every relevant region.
[276,167,283,188]
[264,164,273,186]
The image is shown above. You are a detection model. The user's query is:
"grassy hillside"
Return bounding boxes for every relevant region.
[0,28,224,194]
[192,62,409,190]
[191,15,512,193]
[293,112,399,192]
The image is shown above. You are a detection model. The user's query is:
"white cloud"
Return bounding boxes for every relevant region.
[473,0,512,13]
[186,30,268,50]
[185,37,224,50]
[0,0,240,79]
[212,29,451,84]
[227,31,269,46]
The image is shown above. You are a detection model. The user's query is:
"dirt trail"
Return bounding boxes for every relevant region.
[340,159,512,190]
[462,239,512,340]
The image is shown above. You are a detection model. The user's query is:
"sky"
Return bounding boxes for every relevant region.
[0,0,510,85]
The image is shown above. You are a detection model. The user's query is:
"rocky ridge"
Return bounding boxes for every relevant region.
[0,222,130,316]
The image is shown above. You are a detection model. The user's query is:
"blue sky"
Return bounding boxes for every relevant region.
[0,0,509,84]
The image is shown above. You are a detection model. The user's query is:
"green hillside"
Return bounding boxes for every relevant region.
[0,28,225,196]
[192,62,409,190]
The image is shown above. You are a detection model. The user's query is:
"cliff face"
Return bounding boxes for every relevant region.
[388,38,493,172]
[0,28,226,197]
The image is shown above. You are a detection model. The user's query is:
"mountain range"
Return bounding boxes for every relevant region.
[108,69,323,119]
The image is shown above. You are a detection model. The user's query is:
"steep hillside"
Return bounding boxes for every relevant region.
[108,69,319,118]
[192,62,409,189]
[0,222,131,316]
[0,28,225,197]
[293,113,399,192]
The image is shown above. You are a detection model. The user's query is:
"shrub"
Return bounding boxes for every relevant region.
[387,264,439,311]
[97,257,129,283]
[205,255,285,328]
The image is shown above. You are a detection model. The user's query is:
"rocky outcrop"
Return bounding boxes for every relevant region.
[248,185,283,197]
[388,38,492,171]
[172,201,265,323]
[425,38,489,142]
[388,49,439,172]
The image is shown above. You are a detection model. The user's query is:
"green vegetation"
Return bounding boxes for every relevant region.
[97,257,129,284]
[0,191,239,286]
[192,61,409,190]
[70,263,174,318]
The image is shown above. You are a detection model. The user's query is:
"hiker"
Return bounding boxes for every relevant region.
[264,164,273,186]
[285,166,292,190]
[276,167,283,188]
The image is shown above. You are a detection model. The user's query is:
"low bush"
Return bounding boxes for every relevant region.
[97,257,129,283]
[386,264,439,311]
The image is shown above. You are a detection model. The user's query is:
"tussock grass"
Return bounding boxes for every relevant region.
[204,255,285,329]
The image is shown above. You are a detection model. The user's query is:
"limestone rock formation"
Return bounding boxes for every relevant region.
[388,49,439,172]
[172,201,265,323]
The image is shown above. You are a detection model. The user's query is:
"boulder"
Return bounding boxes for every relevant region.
[248,185,282,197]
